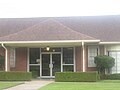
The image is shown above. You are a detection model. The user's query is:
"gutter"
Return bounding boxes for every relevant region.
[0,40,100,44]
[1,43,8,72]
[100,42,120,44]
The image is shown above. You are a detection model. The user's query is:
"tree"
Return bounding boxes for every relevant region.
[0,55,4,71]
[94,55,115,78]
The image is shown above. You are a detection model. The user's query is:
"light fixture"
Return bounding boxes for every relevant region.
[46,46,50,51]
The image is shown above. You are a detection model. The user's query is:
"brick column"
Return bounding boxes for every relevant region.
[75,46,82,71]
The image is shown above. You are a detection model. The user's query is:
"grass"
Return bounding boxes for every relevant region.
[0,82,23,90]
[38,80,120,90]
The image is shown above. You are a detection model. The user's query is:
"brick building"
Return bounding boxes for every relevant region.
[0,16,120,78]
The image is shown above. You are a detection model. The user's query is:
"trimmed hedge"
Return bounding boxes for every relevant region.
[0,71,32,81]
[106,73,120,80]
[55,72,99,82]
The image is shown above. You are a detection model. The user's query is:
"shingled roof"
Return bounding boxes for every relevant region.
[0,15,120,42]
[0,19,96,41]
[56,15,120,42]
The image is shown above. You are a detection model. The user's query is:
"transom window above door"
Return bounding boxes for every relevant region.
[41,47,61,52]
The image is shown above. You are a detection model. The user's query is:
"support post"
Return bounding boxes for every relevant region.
[1,43,8,71]
[82,42,85,72]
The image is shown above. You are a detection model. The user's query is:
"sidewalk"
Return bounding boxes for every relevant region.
[4,79,54,90]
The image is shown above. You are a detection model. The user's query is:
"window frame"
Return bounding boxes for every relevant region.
[10,48,16,68]
[88,45,99,67]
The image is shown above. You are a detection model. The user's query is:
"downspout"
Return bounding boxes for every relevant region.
[82,41,85,72]
[1,43,8,72]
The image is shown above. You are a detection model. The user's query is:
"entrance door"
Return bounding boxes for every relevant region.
[41,53,61,77]
[52,54,61,76]
[42,54,50,76]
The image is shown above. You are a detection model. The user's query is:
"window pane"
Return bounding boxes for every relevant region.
[29,48,40,64]
[63,47,73,64]
[10,48,16,68]
[41,47,61,52]
[30,66,40,78]
[88,46,98,67]
[63,65,74,72]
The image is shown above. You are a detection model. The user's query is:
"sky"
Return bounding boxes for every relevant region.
[0,0,120,18]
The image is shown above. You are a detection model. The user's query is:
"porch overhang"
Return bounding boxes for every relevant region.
[100,42,120,45]
[0,40,100,47]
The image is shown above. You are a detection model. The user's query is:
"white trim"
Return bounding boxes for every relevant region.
[61,48,63,72]
[1,43,8,72]
[50,54,52,77]
[0,40,100,44]
[27,48,29,72]
[82,42,85,72]
[100,42,120,44]
[74,47,76,72]
[39,48,42,77]
[104,46,107,55]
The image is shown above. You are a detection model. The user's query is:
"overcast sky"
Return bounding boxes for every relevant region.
[0,0,120,18]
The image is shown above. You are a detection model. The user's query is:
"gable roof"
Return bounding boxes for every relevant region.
[0,19,96,41]
[0,15,120,42]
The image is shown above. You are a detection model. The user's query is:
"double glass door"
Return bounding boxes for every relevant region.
[41,53,61,77]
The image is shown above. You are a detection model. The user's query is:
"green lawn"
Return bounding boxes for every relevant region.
[38,80,120,90]
[0,82,22,90]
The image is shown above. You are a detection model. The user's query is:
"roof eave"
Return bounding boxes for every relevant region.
[100,42,120,44]
[0,40,100,44]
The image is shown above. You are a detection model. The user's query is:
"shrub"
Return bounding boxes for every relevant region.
[94,55,115,75]
[55,72,99,82]
[0,71,32,81]
[106,74,120,80]
[0,55,4,71]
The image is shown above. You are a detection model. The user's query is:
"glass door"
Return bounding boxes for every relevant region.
[42,54,50,76]
[52,54,61,76]
[41,53,61,77]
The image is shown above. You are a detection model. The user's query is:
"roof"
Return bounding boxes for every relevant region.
[0,15,120,42]
[0,19,96,41]
[57,16,120,42]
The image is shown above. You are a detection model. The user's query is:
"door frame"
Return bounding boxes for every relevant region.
[40,52,62,78]
[28,47,75,78]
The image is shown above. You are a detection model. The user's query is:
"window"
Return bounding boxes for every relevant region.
[62,47,74,72]
[63,65,74,72]
[63,47,73,64]
[88,46,99,67]
[41,48,61,52]
[10,48,16,68]
[108,51,120,73]
[29,66,40,77]
[29,48,40,64]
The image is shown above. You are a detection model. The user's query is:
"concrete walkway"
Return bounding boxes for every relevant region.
[4,79,54,90]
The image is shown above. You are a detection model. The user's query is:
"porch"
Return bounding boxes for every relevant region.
[0,40,100,78]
